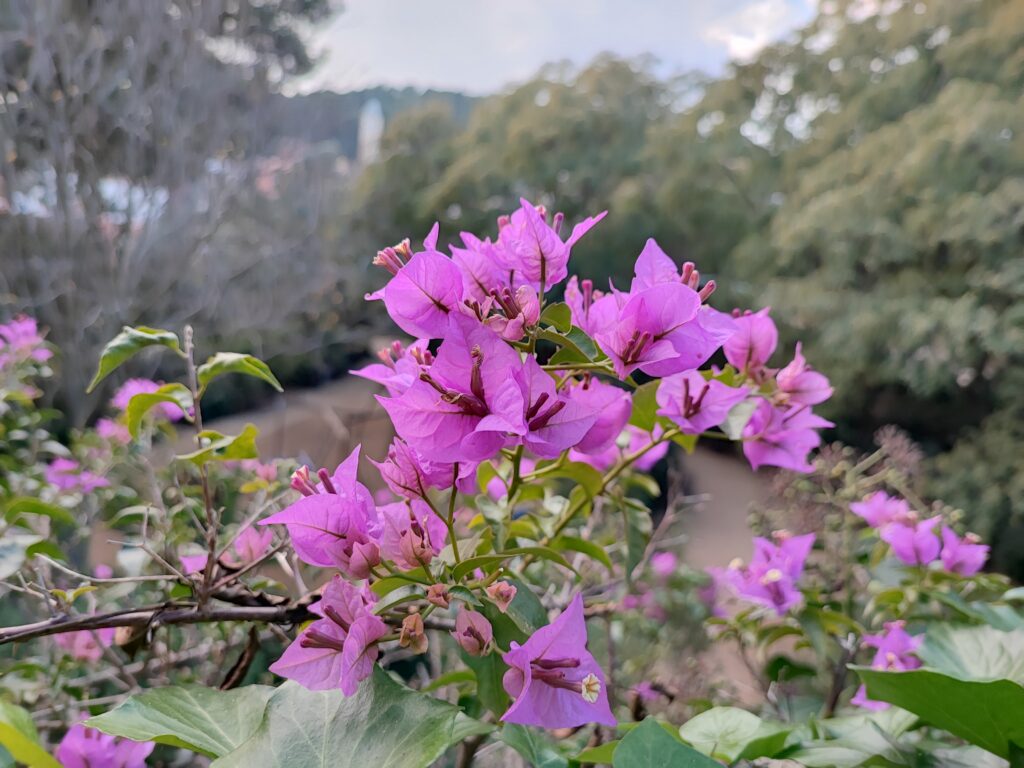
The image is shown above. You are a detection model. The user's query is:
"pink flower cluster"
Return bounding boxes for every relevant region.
[56,721,153,768]
[851,620,922,710]
[851,491,988,574]
[716,531,816,616]
[258,199,833,726]
[0,315,52,370]
[110,378,186,421]
[45,457,109,494]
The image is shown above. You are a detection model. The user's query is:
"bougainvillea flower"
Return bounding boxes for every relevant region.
[351,339,433,397]
[111,378,186,421]
[495,198,606,291]
[400,613,428,654]
[850,491,914,528]
[378,499,448,570]
[656,370,749,434]
[776,343,833,406]
[56,722,154,768]
[371,438,457,499]
[723,308,777,375]
[378,315,527,463]
[501,594,616,728]
[485,284,541,341]
[567,378,632,455]
[514,357,598,458]
[742,400,832,473]
[0,315,52,368]
[450,231,521,303]
[270,576,388,695]
[95,417,131,445]
[369,224,466,338]
[260,447,381,578]
[427,583,451,608]
[564,276,611,336]
[650,551,678,579]
[724,533,814,615]
[45,457,110,493]
[940,526,988,575]
[591,282,704,378]
[226,524,274,567]
[880,516,942,566]
[453,609,493,656]
[852,620,923,710]
[53,628,115,662]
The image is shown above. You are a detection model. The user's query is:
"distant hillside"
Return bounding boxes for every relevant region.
[260,87,477,158]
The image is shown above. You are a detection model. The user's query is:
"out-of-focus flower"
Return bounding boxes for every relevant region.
[453,609,493,657]
[0,315,52,369]
[45,457,110,493]
[501,595,616,728]
[851,621,922,710]
[880,516,942,566]
[571,425,668,472]
[228,525,274,566]
[940,526,988,576]
[53,628,115,662]
[95,418,131,445]
[650,551,678,579]
[269,576,387,695]
[56,722,154,768]
[850,492,913,528]
[111,378,186,421]
[723,532,815,615]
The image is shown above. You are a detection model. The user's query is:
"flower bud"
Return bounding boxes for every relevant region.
[427,584,451,609]
[399,613,428,654]
[485,581,517,614]
[347,541,382,580]
[453,609,492,657]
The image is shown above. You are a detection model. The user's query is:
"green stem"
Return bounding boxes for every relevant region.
[447,466,462,563]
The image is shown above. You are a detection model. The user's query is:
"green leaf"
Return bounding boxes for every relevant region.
[87,326,181,392]
[540,302,573,333]
[628,382,660,431]
[857,668,1024,759]
[4,497,76,527]
[451,547,574,581]
[720,399,757,440]
[915,624,1024,681]
[451,713,495,743]
[197,353,283,394]
[86,684,274,758]
[623,502,652,581]
[613,718,719,768]
[0,533,42,579]
[126,383,194,439]
[498,576,549,636]
[552,535,614,571]
[540,327,600,365]
[422,669,476,693]
[573,740,619,765]
[669,431,698,453]
[0,700,60,768]
[789,709,918,767]
[462,651,510,716]
[176,424,259,466]
[678,707,789,762]
[212,669,459,768]
[544,461,605,497]
[501,724,569,768]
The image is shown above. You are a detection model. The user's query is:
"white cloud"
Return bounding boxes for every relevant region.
[296,0,818,94]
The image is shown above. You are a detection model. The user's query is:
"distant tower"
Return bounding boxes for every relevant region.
[357,98,384,165]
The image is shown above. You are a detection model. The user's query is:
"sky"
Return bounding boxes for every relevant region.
[296,0,819,95]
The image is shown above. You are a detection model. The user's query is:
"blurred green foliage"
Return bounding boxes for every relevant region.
[350,0,1024,574]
